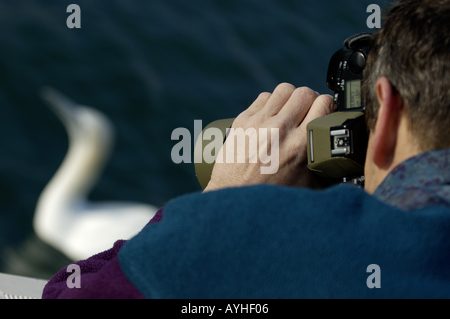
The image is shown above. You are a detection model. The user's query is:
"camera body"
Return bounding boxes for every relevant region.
[306,33,371,181]
[194,33,372,189]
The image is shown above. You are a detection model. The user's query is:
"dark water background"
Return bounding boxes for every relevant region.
[0,0,387,279]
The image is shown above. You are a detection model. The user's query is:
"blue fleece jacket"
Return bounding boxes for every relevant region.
[43,149,450,298]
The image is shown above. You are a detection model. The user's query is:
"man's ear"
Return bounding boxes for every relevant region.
[369,77,403,169]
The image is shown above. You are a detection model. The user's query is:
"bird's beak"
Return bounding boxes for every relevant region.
[39,87,79,130]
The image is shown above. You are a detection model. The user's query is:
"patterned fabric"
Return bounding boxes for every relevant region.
[374,149,450,211]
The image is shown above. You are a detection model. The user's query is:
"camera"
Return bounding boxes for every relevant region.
[306,33,371,182]
[194,33,372,189]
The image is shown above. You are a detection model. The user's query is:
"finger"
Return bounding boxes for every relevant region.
[277,87,319,126]
[298,94,334,131]
[260,83,296,116]
[244,92,272,117]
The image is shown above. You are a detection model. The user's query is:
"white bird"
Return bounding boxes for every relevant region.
[33,87,158,261]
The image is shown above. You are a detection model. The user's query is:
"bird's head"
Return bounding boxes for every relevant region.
[40,87,115,150]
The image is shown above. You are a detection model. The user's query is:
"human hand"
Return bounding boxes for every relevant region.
[204,83,333,192]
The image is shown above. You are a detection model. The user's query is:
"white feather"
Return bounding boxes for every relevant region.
[33,88,158,261]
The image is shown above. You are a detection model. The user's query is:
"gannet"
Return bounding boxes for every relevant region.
[33,87,158,261]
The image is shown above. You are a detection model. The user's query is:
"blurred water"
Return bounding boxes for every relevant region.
[0,0,387,279]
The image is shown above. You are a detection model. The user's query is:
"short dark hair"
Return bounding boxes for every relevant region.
[363,0,450,151]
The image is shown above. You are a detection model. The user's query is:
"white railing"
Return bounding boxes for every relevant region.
[0,273,48,299]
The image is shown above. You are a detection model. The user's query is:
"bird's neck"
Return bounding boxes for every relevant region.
[43,135,113,206]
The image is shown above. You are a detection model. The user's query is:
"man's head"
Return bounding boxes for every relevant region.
[362,0,450,193]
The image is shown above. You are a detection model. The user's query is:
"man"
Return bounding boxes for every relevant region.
[43,0,450,298]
